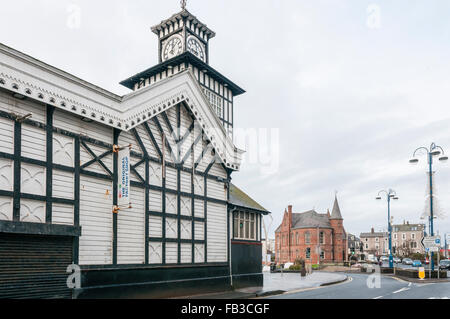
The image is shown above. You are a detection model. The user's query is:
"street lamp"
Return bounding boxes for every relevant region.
[410,142,447,271]
[376,189,398,269]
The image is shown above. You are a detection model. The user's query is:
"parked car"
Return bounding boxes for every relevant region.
[439,260,450,270]
[412,260,422,267]
[380,256,389,262]
[393,257,402,264]
[367,255,378,263]
[402,258,413,265]
[424,257,430,265]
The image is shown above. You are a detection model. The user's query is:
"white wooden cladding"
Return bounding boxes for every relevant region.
[79,176,113,266]
[207,202,228,262]
[117,187,145,265]
[22,124,46,161]
[0,88,230,267]
[0,117,14,154]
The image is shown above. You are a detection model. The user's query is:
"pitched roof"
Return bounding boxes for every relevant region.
[0,43,243,170]
[360,232,388,238]
[229,184,270,215]
[291,210,332,229]
[330,196,343,219]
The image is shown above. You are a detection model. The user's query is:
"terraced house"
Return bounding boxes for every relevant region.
[0,7,269,298]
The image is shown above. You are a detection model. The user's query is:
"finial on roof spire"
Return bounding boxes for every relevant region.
[181,0,187,10]
[330,194,343,219]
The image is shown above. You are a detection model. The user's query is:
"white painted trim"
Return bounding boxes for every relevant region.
[0,43,243,170]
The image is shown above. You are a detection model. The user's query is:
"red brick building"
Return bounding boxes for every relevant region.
[275,196,348,264]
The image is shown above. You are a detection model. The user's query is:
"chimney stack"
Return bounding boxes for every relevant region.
[287,205,293,228]
[371,227,374,234]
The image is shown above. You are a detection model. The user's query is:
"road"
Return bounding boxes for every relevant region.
[265,273,450,299]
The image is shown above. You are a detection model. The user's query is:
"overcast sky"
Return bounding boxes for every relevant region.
[2,0,450,240]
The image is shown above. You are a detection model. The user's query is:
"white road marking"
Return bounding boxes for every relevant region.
[392,287,410,294]
[408,282,412,287]
[373,296,384,299]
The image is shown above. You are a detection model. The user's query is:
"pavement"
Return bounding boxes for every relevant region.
[176,271,348,299]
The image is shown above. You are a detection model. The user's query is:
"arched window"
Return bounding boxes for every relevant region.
[296,233,299,245]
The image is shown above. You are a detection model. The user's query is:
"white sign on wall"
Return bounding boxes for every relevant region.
[118,147,131,207]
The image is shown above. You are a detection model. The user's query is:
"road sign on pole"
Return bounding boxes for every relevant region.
[422,236,441,250]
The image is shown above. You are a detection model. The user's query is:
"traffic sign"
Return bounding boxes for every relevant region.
[422,236,441,249]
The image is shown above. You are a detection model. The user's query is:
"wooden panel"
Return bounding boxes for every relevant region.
[21,164,45,196]
[0,196,13,221]
[194,221,204,241]
[165,218,178,239]
[194,244,205,264]
[149,162,162,187]
[0,117,14,154]
[209,163,227,179]
[180,243,192,264]
[21,124,46,161]
[79,176,113,265]
[207,202,227,262]
[0,158,13,191]
[53,133,74,167]
[165,167,177,190]
[20,199,46,223]
[53,170,74,200]
[53,109,112,144]
[148,242,162,264]
[193,175,204,196]
[52,203,74,226]
[180,220,192,240]
[180,171,191,194]
[207,179,226,201]
[117,187,145,265]
[180,196,191,217]
[149,189,162,212]
[149,216,162,238]
[165,193,177,215]
[194,199,204,218]
[165,242,178,264]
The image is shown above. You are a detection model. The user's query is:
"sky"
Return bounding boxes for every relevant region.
[2,0,450,241]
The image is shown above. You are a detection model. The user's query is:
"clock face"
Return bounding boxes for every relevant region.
[162,36,183,61]
[187,37,205,62]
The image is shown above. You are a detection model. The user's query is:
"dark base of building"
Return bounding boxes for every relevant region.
[231,273,263,290]
[75,264,233,299]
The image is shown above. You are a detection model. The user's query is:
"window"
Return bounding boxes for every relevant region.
[319,232,324,244]
[320,250,325,259]
[394,234,397,240]
[202,88,223,118]
[411,241,417,248]
[402,233,406,240]
[305,232,311,244]
[233,211,258,240]
[411,233,416,240]
[365,244,368,249]
[375,244,379,249]
[296,233,299,245]
[306,248,311,259]
[375,237,379,242]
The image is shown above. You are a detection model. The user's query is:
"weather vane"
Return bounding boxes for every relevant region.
[181,0,187,10]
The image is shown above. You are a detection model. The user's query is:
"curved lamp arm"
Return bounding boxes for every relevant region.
[413,147,430,158]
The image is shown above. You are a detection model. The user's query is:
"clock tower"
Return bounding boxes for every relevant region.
[151,8,215,64]
[120,4,245,139]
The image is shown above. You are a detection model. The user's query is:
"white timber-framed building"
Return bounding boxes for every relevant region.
[0,7,270,298]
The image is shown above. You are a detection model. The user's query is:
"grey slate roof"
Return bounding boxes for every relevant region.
[330,196,343,219]
[360,232,388,238]
[292,210,332,229]
[229,184,270,215]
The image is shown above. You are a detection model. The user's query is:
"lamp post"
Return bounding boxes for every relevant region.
[410,143,448,271]
[376,189,398,269]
